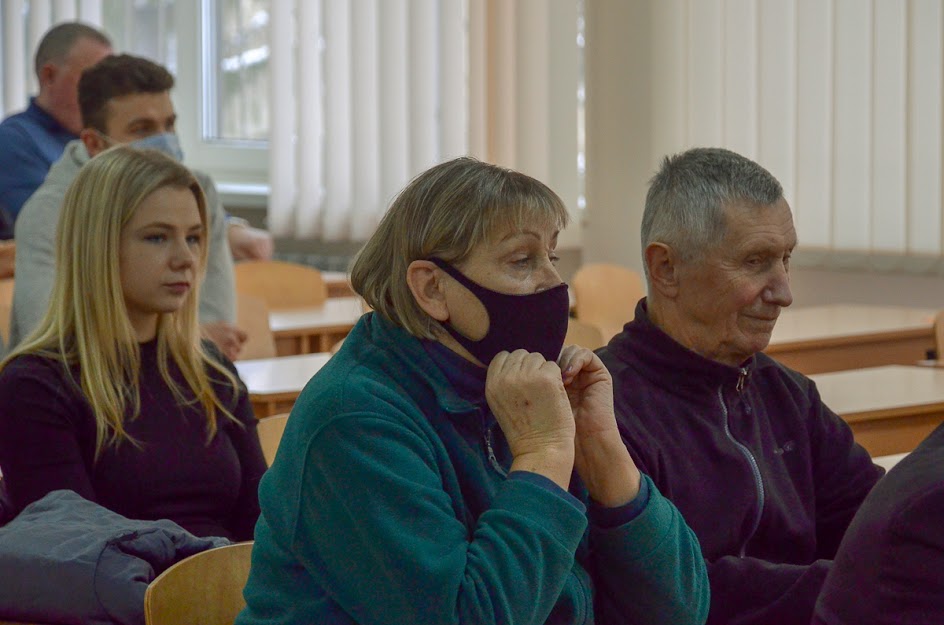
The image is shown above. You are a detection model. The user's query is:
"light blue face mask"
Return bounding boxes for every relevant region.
[129,132,185,162]
[96,130,185,162]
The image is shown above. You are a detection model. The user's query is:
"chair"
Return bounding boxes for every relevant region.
[143,542,253,625]
[934,310,944,361]
[0,241,14,279]
[571,263,645,342]
[256,413,289,466]
[0,278,13,346]
[235,293,277,360]
[564,318,606,350]
[234,260,328,310]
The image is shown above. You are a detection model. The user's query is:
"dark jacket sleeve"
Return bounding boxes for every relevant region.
[806,382,884,557]
[623,430,832,625]
[0,357,98,514]
[703,557,829,625]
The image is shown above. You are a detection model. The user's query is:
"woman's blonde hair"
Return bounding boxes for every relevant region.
[351,156,570,338]
[1,146,240,457]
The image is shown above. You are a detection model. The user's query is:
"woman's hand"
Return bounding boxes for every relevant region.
[559,345,640,507]
[486,350,576,490]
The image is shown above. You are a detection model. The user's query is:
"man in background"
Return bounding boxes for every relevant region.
[12,54,246,359]
[0,23,112,232]
[0,22,273,260]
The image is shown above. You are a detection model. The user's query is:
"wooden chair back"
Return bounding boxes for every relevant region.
[143,542,253,625]
[0,240,15,279]
[0,278,12,346]
[564,318,606,351]
[256,413,289,466]
[571,263,644,342]
[234,260,328,309]
[934,310,944,360]
[235,293,277,360]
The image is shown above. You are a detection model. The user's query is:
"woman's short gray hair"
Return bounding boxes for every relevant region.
[641,147,783,277]
[351,157,569,338]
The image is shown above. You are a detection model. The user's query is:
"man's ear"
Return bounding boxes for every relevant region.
[79,128,108,157]
[406,259,450,322]
[645,242,681,298]
[37,62,57,89]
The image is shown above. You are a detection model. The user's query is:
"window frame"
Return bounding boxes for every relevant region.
[172,0,269,190]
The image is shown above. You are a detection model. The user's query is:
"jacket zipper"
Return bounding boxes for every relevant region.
[483,418,509,478]
[717,368,764,557]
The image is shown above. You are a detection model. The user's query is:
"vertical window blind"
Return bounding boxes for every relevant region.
[649,0,944,264]
[268,0,580,243]
[1,0,104,115]
[267,0,468,241]
[1,0,579,245]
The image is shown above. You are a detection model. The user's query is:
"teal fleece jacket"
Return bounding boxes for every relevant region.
[236,313,709,625]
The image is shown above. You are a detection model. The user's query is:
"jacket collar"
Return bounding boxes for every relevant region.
[27,97,74,136]
[353,312,482,417]
[606,298,767,398]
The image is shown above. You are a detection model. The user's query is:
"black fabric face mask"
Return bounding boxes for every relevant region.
[429,257,570,365]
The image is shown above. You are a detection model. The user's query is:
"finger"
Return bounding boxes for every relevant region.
[559,347,594,382]
[557,345,581,371]
[486,351,511,386]
[503,349,535,373]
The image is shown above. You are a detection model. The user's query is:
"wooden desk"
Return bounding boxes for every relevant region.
[811,365,944,455]
[269,296,364,355]
[872,452,909,471]
[321,270,354,298]
[235,352,332,417]
[766,305,936,374]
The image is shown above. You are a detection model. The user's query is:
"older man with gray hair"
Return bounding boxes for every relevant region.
[597,147,883,625]
[0,22,112,229]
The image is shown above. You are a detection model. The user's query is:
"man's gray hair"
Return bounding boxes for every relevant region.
[34,22,111,78]
[640,147,783,278]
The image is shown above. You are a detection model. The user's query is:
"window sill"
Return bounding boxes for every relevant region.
[217,182,269,211]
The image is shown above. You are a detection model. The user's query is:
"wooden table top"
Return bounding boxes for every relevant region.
[235,352,333,397]
[768,304,936,350]
[268,296,365,335]
[810,364,944,423]
[321,270,354,298]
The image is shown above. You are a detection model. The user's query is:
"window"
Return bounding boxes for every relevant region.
[204,0,269,143]
[2,1,583,244]
[102,0,268,188]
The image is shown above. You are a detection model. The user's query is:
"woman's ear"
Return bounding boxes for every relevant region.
[406,260,450,322]
[645,243,681,299]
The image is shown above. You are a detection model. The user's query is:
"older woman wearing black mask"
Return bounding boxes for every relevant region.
[236,157,709,625]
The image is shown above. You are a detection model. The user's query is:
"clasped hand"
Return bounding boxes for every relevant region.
[486,346,640,506]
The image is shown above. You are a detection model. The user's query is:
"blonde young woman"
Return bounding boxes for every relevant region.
[0,146,265,540]
[237,157,709,625]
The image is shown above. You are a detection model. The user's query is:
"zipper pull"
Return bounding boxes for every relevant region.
[736,368,749,393]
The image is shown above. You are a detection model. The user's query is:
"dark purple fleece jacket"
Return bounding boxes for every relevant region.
[597,299,883,625]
